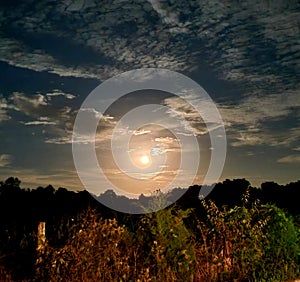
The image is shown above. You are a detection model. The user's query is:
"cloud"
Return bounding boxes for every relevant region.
[163,89,299,148]
[154,136,182,154]
[219,91,300,127]
[133,129,151,136]
[46,126,116,146]
[163,96,220,137]
[9,92,48,116]
[0,0,298,86]
[23,120,57,126]
[154,136,177,144]
[0,37,109,80]
[147,0,189,33]
[0,154,13,167]
[0,109,10,122]
[150,146,166,156]
[0,0,298,106]
[0,19,186,80]
[78,108,105,120]
[230,126,300,148]
[44,136,73,145]
[46,89,76,100]
[49,110,116,145]
[218,90,300,147]
[0,99,11,123]
[3,92,80,144]
[277,155,300,164]
[230,132,264,147]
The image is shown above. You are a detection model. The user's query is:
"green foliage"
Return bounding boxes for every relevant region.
[257,205,300,281]
[139,207,195,281]
[195,201,300,281]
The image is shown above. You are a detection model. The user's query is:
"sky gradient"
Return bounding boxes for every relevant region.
[0,0,299,193]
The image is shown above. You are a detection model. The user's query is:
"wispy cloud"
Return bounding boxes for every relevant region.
[154,136,177,145]
[133,129,151,136]
[46,89,76,100]
[22,120,56,126]
[163,96,221,137]
[163,89,299,149]
[0,37,108,80]
[0,99,11,123]
[219,91,300,127]
[277,155,300,164]
[0,154,13,167]
[218,90,300,147]
[50,109,116,145]
[1,92,78,145]
[11,92,47,110]
[147,0,189,33]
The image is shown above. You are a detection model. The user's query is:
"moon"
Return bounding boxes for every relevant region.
[140,155,150,165]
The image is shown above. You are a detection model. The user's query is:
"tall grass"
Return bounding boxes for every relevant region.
[37,201,300,281]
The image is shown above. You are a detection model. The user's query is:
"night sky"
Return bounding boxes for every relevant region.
[0,0,299,194]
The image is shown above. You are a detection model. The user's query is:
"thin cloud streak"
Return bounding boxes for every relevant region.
[277,155,300,164]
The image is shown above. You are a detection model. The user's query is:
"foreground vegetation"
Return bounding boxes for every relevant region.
[36,201,299,281]
[0,177,299,281]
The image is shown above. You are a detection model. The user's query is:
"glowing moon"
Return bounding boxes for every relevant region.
[140,155,150,165]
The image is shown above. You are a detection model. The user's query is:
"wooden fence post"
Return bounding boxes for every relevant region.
[37,221,46,252]
[36,221,47,278]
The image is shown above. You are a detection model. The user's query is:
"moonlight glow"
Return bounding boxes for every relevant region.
[140,155,150,165]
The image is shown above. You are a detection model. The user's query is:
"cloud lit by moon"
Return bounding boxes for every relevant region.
[71,68,226,212]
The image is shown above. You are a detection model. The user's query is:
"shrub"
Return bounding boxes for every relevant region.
[195,201,300,281]
[137,207,196,281]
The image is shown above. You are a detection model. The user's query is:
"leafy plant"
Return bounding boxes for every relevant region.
[195,200,300,281]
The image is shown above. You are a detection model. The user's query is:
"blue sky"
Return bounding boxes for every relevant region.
[0,0,299,192]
